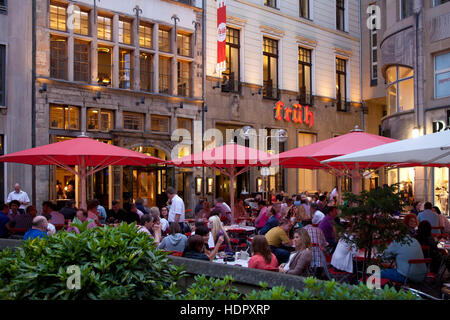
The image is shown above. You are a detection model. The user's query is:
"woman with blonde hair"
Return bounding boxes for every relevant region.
[208,215,232,253]
[279,228,312,276]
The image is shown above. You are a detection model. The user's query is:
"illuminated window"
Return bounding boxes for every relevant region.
[299,0,309,19]
[263,37,278,99]
[140,52,153,92]
[0,45,5,106]
[386,65,414,115]
[297,132,317,193]
[159,27,171,52]
[298,47,312,105]
[123,112,144,131]
[73,8,89,35]
[222,27,240,93]
[87,108,114,131]
[370,28,378,85]
[50,3,66,31]
[50,36,67,80]
[97,46,112,86]
[139,23,153,49]
[119,49,133,89]
[435,52,450,99]
[50,105,80,130]
[264,0,276,8]
[336,0,345,31]
[177,33,191,57]
[177,60,190,97]
[336,57,347,111]
[159,56,171,94]
[119,19,132,44]
[177,117,192,156]
[97,15,112,41]
[151,115,170,133]
[74,40,89,82]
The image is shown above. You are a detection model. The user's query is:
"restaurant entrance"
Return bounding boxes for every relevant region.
[122,146,169,210]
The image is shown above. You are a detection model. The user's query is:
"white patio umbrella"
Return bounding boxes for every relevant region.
[322,130,450,168]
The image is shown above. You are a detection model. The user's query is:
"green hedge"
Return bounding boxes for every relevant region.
[179,275,421,300]
[0,224,420,300]
[0,223,184,299]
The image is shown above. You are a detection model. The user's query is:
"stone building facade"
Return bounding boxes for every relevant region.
[33,0,204,210]
[361,0,450,214]
[0,0,33,203]
[204,0,366,202]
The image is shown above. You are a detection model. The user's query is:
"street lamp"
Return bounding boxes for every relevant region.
[240,126,288,200]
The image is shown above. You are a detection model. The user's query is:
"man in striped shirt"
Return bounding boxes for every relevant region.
[304,213,328,269]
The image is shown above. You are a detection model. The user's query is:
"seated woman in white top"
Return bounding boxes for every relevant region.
[331,235,358,273]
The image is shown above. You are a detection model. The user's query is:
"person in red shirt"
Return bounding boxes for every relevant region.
[248,235,279,271]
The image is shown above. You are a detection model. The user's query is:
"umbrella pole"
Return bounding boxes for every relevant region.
[337,174,342,205]
[80,157,87,210]
[351,163,361,195]
[230,169,235,225]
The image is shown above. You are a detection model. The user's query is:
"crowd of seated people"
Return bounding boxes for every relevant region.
[1,186,448,287]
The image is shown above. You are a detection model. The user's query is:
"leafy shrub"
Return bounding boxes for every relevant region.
[177,276,420,300]
[0,223,185,300]
[178,275,241,300]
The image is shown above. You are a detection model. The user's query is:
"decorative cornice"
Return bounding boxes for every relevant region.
[227,15,247,26]
[296,35,318,48]
[334,47,353,58]
[259,25,285,38]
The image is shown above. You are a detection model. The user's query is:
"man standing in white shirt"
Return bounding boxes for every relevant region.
[167,187,185,227]
[7,183,30,212]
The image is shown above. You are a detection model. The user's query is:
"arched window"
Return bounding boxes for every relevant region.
[385,66,414,115]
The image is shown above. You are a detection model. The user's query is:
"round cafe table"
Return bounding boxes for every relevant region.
[224,225,256,235]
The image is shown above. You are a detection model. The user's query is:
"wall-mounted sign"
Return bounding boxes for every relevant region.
[432,109,450,133]
[274,100,314,128]
[217,0,227,74]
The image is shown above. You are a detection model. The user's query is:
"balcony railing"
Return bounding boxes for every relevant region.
[337,99,350,112]
[298,88,313,106]
[263,80,279,99]
[221,73,240,93]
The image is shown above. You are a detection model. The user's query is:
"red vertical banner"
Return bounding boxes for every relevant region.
[217,0,227,74]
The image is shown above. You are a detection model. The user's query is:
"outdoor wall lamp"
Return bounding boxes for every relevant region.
[93,91,101,101]
[195,177,203,195]
[212,81,220,89]
[173,101,183,112]
[197,105,208,113]
[251,88,262,96]
[39,83,47,93]
[136,96,145,106]
[412,126,421,138]
[207,177,214,195]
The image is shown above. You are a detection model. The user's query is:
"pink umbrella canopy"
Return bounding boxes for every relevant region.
[0,136,162,166]
[167,143,275,167]
[275,127,398,170]
[0,136,164,209]
[167,143,275,223]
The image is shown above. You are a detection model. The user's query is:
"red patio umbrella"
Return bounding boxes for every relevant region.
[0,134,163,209]
[167,142,274,223]
[275,126,398,196]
